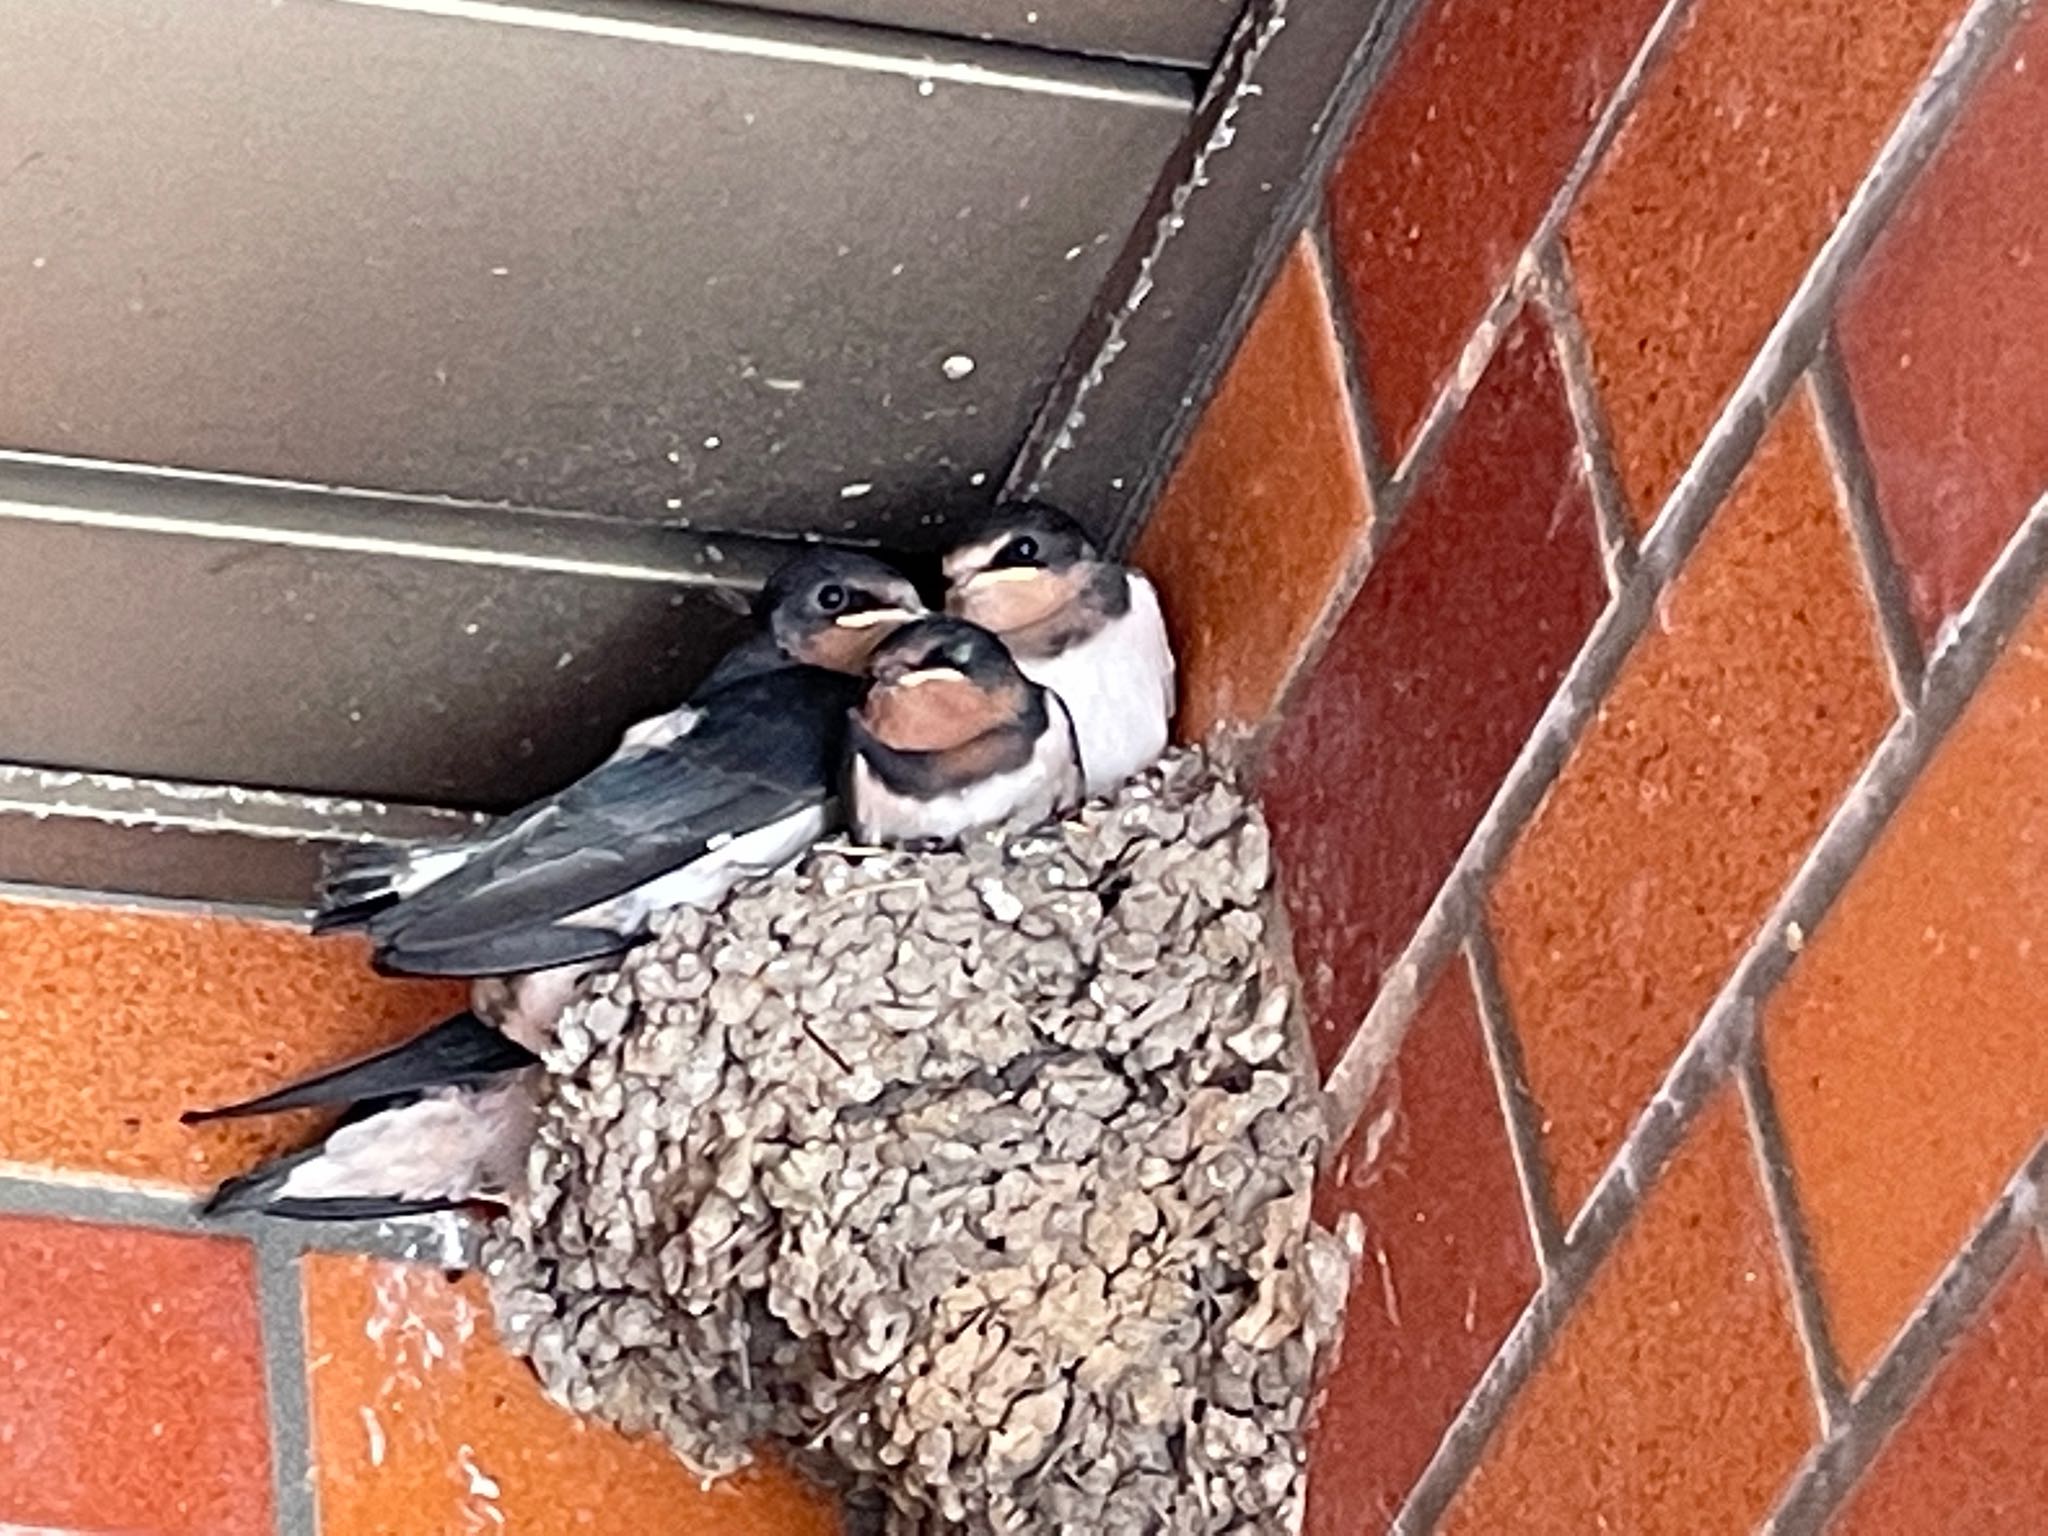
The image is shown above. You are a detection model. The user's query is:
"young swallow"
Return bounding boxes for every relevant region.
[942,500,1176,798]
[181,980,566,1220]
[320,548,927,976]
[847,617,1083,847]
[187,549,925,1220]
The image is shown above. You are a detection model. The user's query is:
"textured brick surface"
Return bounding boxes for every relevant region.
[304,1256,838,1536]
[1837,6,2048,644]
[1138,238,1373,741]
[1439,1089,1815,1533]
[1764,588,2048,1380]
[0,1216,274,1535]
[1262,305,1606,1071]
[1490,394,1893,1216]
[1567,0,1961,525]
[1303,958,1539,1532]
[1326,0,1664,460]
[1832,1245,2048,1532]
[0,897,465,1189]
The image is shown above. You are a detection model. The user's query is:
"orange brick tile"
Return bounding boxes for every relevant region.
[1490,394,1894,1217]
[1566,0,1962,525]
[0,897,465,1189]
[1440,1089,1817,1533]
[1762,589,2048,1380]
[303,1255,839,1536]
[0,1215,273,1535]
[1137,237,1373,740]
[1832,1244,2048,1532]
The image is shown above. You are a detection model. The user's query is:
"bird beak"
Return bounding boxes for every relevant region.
[890,665,967,689]
[957,566,1041,590]
[835,605,924,630]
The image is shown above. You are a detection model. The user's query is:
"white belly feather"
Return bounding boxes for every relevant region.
[1022,572,1176,797]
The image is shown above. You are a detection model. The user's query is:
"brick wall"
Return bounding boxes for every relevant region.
[0,899,837,1534]
[1135,0,2048,1527]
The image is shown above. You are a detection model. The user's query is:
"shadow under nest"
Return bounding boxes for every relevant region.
[484,745,1355,1534]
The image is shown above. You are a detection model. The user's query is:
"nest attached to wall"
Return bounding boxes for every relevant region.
[483,747,1354,1534]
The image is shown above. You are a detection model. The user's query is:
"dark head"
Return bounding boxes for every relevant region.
[857,616,1035,753]
[759,549,927,673]
[942,501,1103,636]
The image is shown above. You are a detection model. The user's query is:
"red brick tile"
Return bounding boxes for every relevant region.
[1567,0,1962,526]
[1440,1088,1817,1533]
[1138,238,1373,741]
[1837,6,2048,645]
[0,1216,273,1535]
[1762,588,2048,1380]
[303,1256,838,1536]
[1305,958,1540,1533]
[1832,1245,2048,1533]
[0,897,465,1189]
[1326,0,1665,461]
[1261,304,1606,1073]
[1490,393,1894,1217]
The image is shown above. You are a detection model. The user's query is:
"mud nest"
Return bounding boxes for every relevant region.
[483,746,1354,1534]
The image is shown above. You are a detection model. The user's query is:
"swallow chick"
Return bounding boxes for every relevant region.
[187,549,925,1220]
[943,500,1176,798]
[326,549,926,976]
[847,617,1083,847]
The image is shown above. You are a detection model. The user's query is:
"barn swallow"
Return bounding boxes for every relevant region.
[181,977,570,1220]
[847,617,1083,847]
[320,549,926,976]
[942,500,1175,798]
[187,548,924,1220]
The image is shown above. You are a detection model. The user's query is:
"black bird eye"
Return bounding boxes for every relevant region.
[1007,535,1039,563]
[816,583,848,613]
[947,641,976,668]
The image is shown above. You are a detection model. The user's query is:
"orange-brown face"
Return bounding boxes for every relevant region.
[796,609,916,673]
[861,669,1019,752]
[947,562,1088,636]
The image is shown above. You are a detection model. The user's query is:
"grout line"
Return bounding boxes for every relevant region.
[0,878,312,926]
[1223,0,1703,1082]
[1318,0,2032,1151]
[1533,238,1641,594]
[1172,0,1696,780]
[1319,512,1653,1136]
[256,1232,321,1536]
[0,1168,482,1265]
[1392,1029,1736,1533]
[1806,336,1929,705]
[0,1170,208,1231]
[1632,0,2026,558]
[1763,1140,2048,1533]
[1396,486,2048,1528]
[1379,0,1696,501]
[1385,1276,1572,1535]
[1305,200,1392,506]
[1463,922,1568,1280]
[1385,280,1525,500]
[1736,1042,1852,1429]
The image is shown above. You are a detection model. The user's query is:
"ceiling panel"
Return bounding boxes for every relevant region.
[0,0,1189,548]
[0,459,784,808]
